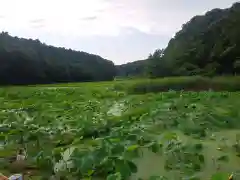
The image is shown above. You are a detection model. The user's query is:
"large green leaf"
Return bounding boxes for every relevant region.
[127,160,138,173]
[62,146,76,161]
[107,173,122,180]
[149,142,162,154]
[115,159,131,178]
[127,144,139,151]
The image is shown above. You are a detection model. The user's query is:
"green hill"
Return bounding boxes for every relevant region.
[163,2,240,76]
[0,32,116,85]
[118,2,240,78]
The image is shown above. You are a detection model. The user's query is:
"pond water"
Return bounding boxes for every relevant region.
[130,130,240,180]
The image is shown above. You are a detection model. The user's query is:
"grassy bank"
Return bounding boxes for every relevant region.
[113,76,240,94]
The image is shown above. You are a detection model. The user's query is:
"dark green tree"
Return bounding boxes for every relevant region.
[146,49,164,78]
[116,60,147,78]
[0,32,116,85]
[162,2,240,76]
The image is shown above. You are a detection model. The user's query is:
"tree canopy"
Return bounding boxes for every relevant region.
[118,2,240,78]
[162,2,240,77]
[1,2,240,84]
[0,32,116,85]
[116,60,147,78]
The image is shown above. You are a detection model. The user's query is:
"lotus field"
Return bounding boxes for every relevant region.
[0,80,240,180]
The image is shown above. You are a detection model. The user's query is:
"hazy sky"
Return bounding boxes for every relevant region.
[0,0,238,64]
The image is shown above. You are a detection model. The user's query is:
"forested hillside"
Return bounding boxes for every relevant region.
[1,2,240,84]
[118,2,240,77]
[0,32,116,85]
[162,2,240,77]
[116,60,147,77]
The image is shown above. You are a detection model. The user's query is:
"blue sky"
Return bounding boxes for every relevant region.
[0,0,238,64]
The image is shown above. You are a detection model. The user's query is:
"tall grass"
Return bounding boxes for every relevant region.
[113,76,240,94]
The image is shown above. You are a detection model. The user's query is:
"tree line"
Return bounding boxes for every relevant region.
[117,2,240,78]
[116,60,147,78]
[1,2,240,85]
[0,32,116,85]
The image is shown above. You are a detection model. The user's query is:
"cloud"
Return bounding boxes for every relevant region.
[0,0,237,37]
[0,0,238,64]
[54,27,171,64]
[30,24,45,29]
[80,16,97,21]
[29,19,45,29]
[30,19,45,24]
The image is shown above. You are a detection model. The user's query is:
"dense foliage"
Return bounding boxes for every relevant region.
[1,80,240,179]
[116,60,147,77]
[120,76,240,94]
[118,2,240,78]
[1,2,239,83]
[0,32,116,85]
[116,61,146,78]
[162,2,240,77]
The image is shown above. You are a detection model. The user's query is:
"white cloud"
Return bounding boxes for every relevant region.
[0,0,116,36]
[0,0,237,37]
[0,0,238,63]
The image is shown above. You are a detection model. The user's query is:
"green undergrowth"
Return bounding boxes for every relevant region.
[113,76,240,94]
[0,80,240,180]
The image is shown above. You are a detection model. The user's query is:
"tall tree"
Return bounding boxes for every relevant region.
[146,49,164,78]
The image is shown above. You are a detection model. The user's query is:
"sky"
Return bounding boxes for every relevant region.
[0,0,238,64]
